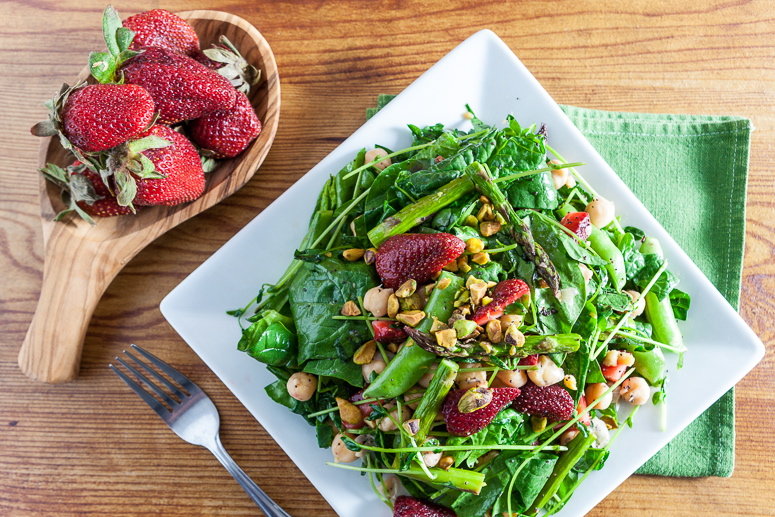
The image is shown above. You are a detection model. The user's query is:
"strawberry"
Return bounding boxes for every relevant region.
[123,9,200,57]
[512,381,574,421]
[375,233,465,290]
[576,394,592,426]
[187,91,261,158]
[129,125,205,206]
[518,354,539,366]
[372,320,408,344]
[560,211,592,240]
[601,363,628,382]
[471,278,530,326]
[72,165,134,217]
[393,495,457,517]
[31,83,155,153]
[441,387,521,437]
[121,47,237,124]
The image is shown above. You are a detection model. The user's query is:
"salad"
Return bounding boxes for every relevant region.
[232,109,689,516]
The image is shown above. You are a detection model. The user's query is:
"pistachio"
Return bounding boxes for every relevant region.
[343,248,365,261]
[442,259,459,272]
[399,292,424,311]
[429,317,447,333]
[465,237,484,254]
[457,254,469,267]
[341,300,361,316]
[481,296,493,306]
[530,416,548,433]
[457,386,494,413]
[435,328,458,349]
[479,220,502,237]
[402,418,421,436]
[471,252,490,265]
[436,276,452,290]
[479,195,490,204]
[458,262,471,274]
[504,324,526,347]
[437,455,455,471]
[387,293,400,318]
[464,215,479,228]
[469,281,488,306]
[363,248,377,265]
[395,279,417,298]
[336,397,364,425]
[464,275,481,289]
[478,341,493,354]
[396,310,425,327]
[453,319,478,339]
[500,314,523,329]
[477,203,494,221]
[485,319,503,343]
[353,340,377,365]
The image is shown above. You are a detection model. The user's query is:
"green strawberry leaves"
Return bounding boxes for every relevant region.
[89,5,140,84]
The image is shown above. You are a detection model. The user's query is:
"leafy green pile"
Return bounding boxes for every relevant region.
[232,109,690,516]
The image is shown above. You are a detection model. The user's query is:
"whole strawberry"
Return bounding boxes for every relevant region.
[188,91,262,158]
[31,83,155,153]
[123,9,200,56]
[393,495,457,517]
[441,387,521,437]
[471,278,530,326]
[375,233,465,290]
[72,164,135,217]
[121,47,237,124]
[129,125,205,206]
[512,381,575,421]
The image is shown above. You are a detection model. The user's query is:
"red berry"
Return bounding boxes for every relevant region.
[601,363,628,382]
[560,211,592,240]
[512,382,575,422]
[393,495,457,517]
[123,9,201,56]
[73,165,134,218]
[61,84,155,152]
[122,47,237,124]
[442,387,521,437]
[471,279,530,326]
[132,125,205,206]
[371,320,408,344]
[518,354,539,366]
[576,394,592,426]
[188,91,261,158]
[375,233,465,290]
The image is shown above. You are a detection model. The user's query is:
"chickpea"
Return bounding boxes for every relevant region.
[619,377,650,405]
[549,160,569,190]
[590,417,611,448]
[455,363,487,390]
[578,263,594,284]
[417,363,438,388]
[559,428,580,446]
[332,433,359,463]
[363,286,394,317]
[585,197,616,228]
[585,382,613,410]
[422,437,442,467]
[286,372,317,401]
[362,355,386,383]
[624,289,646,318]
[365,148,392,171]
[378,405,412,432]
[527,355,564,387]
[565,173,577,189]
[494,369,528,389]
[378,474,402,500]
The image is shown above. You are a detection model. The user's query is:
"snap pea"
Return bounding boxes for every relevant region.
[363,271,465,399]
[586,225,626,291]
[640,237,684,354]
[620,343,666,384]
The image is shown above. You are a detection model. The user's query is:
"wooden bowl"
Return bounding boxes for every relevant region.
[18,10,280,383]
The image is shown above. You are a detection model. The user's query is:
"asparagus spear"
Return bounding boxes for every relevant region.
[464,162,561,296]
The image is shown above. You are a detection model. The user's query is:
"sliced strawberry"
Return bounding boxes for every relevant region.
[372,320,408,344]
[576,394,592,426]
[471,279,530,326]
[560,211,592,240]
[375,233,465,290]
[601,363,628,382]
[518,354,539,366]
[512,382,574,421]
[442,387,521,437]
[393,496,457,517]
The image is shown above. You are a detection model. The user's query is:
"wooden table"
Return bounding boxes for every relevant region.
[2,1,773,515]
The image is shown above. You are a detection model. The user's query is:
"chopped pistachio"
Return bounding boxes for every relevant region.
[477,203,494,221]
[341,300,361,316]
[353,340,377,365]
[469,281,488,306]
[458,262,471,274]
[530,416,548,433]
[387,294,400,318]
[457,387,493,413]
[481,296,493,306]
[395,279,417,298]
[402,418,421,436]
[396,310,425,327]
[505,324,526,347]
[479,195,490,204]
[342,248,365,261]
[453,319,478,339]
[442,259,459,272]
[363,248,377,265]
[336,397,363,425]
[471,252,490,265]
[464,215,479,228]
[479,221,502,237]
[435,328,458,348]
[430,317,447,333]
[436,276,452,290]
[478,341,493,354]
[485,319,503,343]
[437,455,455,471]
[465,237,484,254]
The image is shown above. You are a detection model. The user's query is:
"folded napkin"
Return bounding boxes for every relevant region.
[369,96,752,477]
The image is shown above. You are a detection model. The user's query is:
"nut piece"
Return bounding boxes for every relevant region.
[477,203,494,221]
[341,300,361,316]
[530,416,547,433]
[286,372,318,401]
[353,340,377,365]
[559,428,580,446]
[485,319,503,343]
[363,248,377,265]
[465,237,484,254]
[500,314,523,329]
[469,281,488,306]
[437,455,455,470]
[363,286,394,317]
[479,221,502,237]
[457,386,493,413]
[395,279,418,298]
[387,293,400,318]
[336,397,364,425]
[504,325,526,347]
[436,276,452,290]
[435,328,458,349]
[402,418,421,436]
[471,252,490,265]
[343,248,365,261]
[452,319,478,339]
[395,310,426,327]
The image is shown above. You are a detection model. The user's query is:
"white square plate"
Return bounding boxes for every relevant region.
[160,29,765,516]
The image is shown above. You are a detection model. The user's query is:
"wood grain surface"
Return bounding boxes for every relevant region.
[1,1,773,515]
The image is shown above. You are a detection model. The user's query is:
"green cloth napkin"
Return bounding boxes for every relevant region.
[369,96,752,477]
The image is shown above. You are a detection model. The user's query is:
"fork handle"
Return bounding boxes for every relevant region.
[208,435,293,517]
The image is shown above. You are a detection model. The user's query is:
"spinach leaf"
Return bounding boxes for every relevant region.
[238,310,297,366]
[303,358,363,387]
[670,288,691,320]
[488,452,558,515]
[632,253,679,300]
[289,257,378,364]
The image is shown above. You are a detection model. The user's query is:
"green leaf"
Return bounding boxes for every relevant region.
[113,170,137,207]
[302,358,363,387]
[101,5,123,56]
[669,288,691,320]
[115,27,135,52]
[89,51,116,83]
[128,135,172,152]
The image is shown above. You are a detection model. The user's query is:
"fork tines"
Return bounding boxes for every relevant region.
[110,344,198,418]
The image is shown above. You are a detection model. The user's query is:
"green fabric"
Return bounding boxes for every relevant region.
[368,97,752,477]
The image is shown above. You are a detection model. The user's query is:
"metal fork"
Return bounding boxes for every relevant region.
[110,344,292,517]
